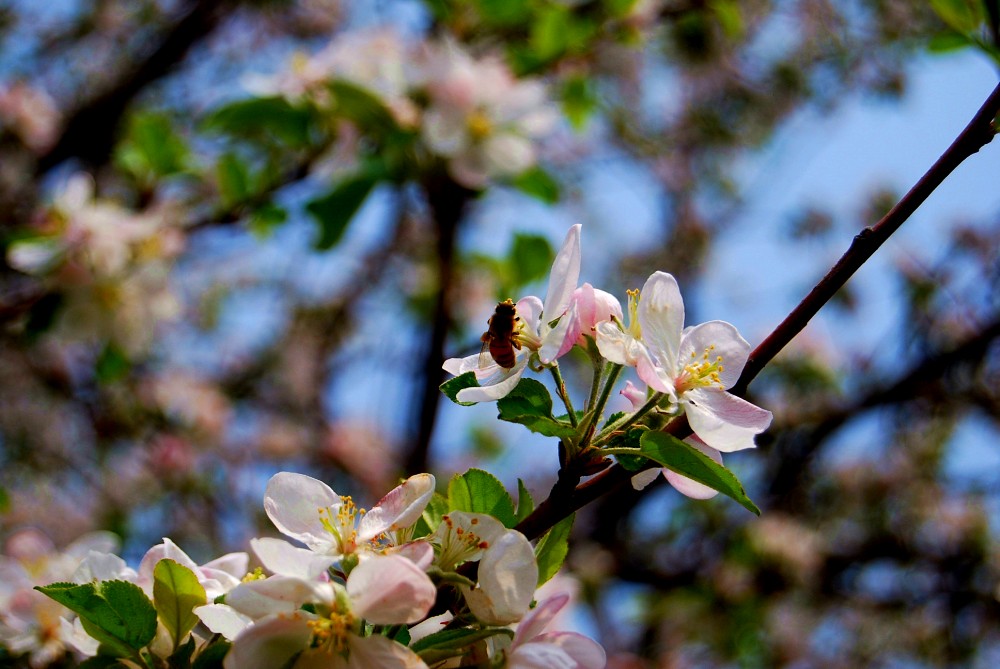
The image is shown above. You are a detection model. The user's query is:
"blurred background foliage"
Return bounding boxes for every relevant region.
[1,0,999,666]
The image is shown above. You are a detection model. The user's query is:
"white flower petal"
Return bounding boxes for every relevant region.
[513,593,567,646]
[516,295,544,332]
[251,537,335,581]
[223,612,313,669]
[408,612,454,644]
[630,468,661,491]
[343,634,429,669]
[524,632,607,669]
[483,133,535,177]
[194,603,252,640]
[679,320,749,389]
[226,576,331,619]
[538,304,574,364]
[542,224,581,322]
[263,472,340,553]
[638,271,684,372]
[684,389,772,453]
[346,555,436,624]
[358,473,435,541]
[465,530,537,625]
[455,358,527,403]
[594,322,634,366]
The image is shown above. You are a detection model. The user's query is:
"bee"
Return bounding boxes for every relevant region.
[480,299,521,369]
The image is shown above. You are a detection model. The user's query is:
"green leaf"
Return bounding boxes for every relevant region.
[306,172,380,250]
[508,233,554,285]
[248,203,288,237]
[930,0,984,32]
[96,343,130,383]
[328,80,400,135]
[116,112,188,180]
[203,96,313,147]
[496,379,576,438]
[215,153,251,208]
[79,656,128,669]
[414,492,449,537]
[167,636,196,669]
[531,5,570,61]
[192,640,231,669]
[412,627,510,660]
[153,559,207,650]
[927,31,973,52]
[512,167,561,204]
[440,371,480,406]
[639,432,761,515]
[535,513,573,586]
[473,0,532,26]
[516,479,535,523]
[448,468,518,528]
[37,580,157,658]
[561,76,598,130]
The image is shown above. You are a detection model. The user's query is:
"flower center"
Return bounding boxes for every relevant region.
[466,110,493,140]
[317,496,366,554]
[436,514,491,570]
[308,609,357,655]
[676,345,725,393]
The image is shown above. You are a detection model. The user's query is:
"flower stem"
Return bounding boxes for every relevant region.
[549,364,577,427]
[578,363,623,448]
[593,391,665,448]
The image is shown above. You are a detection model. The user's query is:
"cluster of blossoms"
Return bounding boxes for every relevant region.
[252,29,558,189]
[443,225,773,498]
[7,472,604,668]
[6,173,184,356]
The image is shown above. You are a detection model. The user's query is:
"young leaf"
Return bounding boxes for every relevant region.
[203,96,313,147]
[153,559,207,650]
[535,513,574,586]
[496,379,577,438]
[414,492,450,537]
[215,153,251,209]
[36,580,157,658]
[516,479,535,523]
[440,372,479,406]
[508,233,554,285]
[306,172,380,250]
[512,167,561,205]
[639,432,761,515]
[448,468,518,528]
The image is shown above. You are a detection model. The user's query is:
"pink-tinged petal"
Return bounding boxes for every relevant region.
[226,576,332,619]
[636,346,675,397]
[620,381,646,411]
[194,603,252,640]
[508,641,581,669]
[137,539,198,593]
[542,224,581,321]
[358,473,435,541]
[638,272,684,371]
[455,360,527,403]
[678,320,749,389]
[263,473,340,553]
[513,594,568,647]
[465,530,537,625]
[684,389,772,453]
[223,612,313,669]
[563,282,622,356]
[250,538,335,581]
[347,555,436,624]
[630,468,661,491]
[516,295,544,332]
[390,541,434,570]
[526,632,607,669]
[540,303,575,364]
[664,436,723,500]
[344,634,429,669]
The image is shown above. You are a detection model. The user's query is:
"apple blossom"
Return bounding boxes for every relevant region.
[443,224,582,403]
[431,512,538,625]
[263,471,435,564]
[220,555,435,669]
[596,271,772,452]
[502,594,606,669]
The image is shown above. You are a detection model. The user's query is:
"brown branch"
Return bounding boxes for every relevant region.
[516,80,1000,542]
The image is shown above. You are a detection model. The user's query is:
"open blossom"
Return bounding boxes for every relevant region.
[419,40,558,188]
[503,594,606,669]
[596,271,772,452]
[443,224,581,403]
[431,512,538,625]
[217,554,435,669]
[262,471,435,566]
